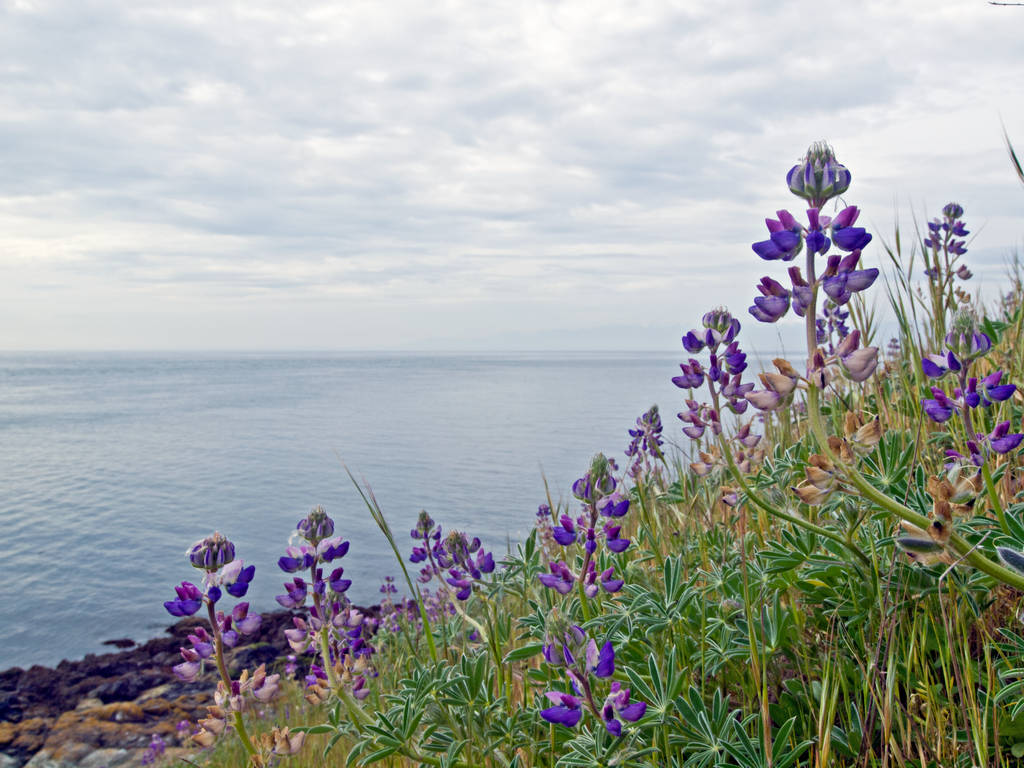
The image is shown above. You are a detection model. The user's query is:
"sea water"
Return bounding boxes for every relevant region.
[0,351,685,668]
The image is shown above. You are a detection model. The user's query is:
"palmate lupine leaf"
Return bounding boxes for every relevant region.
[998,546,1024,576]
[726,714,813,768]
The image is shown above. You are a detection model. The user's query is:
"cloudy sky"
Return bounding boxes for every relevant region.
[1,0,1022,351]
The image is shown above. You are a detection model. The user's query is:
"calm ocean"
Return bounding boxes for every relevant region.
[0,352,684,669]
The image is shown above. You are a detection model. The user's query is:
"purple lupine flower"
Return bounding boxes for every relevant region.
[672,359,705,389]
[231,602,262,635]
[328,567,352,594]
[821,250,879,305]
[445,571,473,601]
[581,561,623,597]
[585,639,615,678]
[319,538,350,562]
[601,682,647,737]
[278,546,315,573]
[701,308,741,350]
[749,276,791,323]
[538,562,576,594]
[944,326,991,367]
[788,266,814,317]
[682,330,705,353]
[598,490,630,518]
[830,206,872,252]
[275,577,308,609]
[604,523,630,553]
[922,354,952,379]
[626,404,666,478]
[983,371,1017,403]
[752,210,803,261]
[921,388,956,423]
[225,564,255,598]
[164,581,203,617]
[551,514,578,546]
[989,421,1024,454]
[803,208,831,256]
[943,202,964,220]
[540,692,583,728]
[963,378,982,409]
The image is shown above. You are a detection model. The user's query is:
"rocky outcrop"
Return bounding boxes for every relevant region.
[0,610,300,768]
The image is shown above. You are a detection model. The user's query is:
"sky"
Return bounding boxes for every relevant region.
[1,0,1023,352]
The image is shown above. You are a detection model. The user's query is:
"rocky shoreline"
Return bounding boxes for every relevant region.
[0,610,301,768]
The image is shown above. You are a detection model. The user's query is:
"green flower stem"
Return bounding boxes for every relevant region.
[716,434,871,569]
[804,386,1024,590]
[982,461,1010,536]
[450,594,489,642]
[801,253,1024,587]
[206,600,259,760]
[310,568,342,691]
[577,578,593,623]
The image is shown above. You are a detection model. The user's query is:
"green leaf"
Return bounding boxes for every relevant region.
[503,642,544,663]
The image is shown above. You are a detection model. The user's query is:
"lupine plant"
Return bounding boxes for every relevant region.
[172,142,1024,768]
[163,532,301,765]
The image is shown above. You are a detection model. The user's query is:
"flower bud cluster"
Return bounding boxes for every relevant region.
[786,142,852,209]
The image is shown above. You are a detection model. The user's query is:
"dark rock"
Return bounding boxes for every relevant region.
[101,639,136,650]
[228,643,280,676]
[89,673,157,705]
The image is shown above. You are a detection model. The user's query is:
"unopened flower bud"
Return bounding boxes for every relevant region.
[188,532,235,572]
[297,505,335,544]
[786,142,851,208]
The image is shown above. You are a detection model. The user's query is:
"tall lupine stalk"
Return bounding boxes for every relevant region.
[163,532,303,765]
[922,203,974,349]
[742,142,1024,590]
[275,506,379,708]
[539,453,628,622]
[917,312,1022,535]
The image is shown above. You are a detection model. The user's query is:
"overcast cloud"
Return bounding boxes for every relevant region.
[1,0,1022,350]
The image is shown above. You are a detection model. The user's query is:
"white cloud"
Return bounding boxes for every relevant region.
[0,0,1022,349]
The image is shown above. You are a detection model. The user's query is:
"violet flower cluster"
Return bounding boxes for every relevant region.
[538,454,627,598]
[676,309,752,425]
[923,202,971,277]
[918,314,1022,466]
[276,506,376,702]
[163,532,261,683]
[540,620,646,737]
[624,404,665,480]
[409,510,496,600]
[747,143,878,324]
[673,309,762,472]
